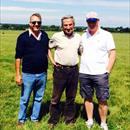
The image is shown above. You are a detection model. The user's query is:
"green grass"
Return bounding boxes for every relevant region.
[0,30,130,130]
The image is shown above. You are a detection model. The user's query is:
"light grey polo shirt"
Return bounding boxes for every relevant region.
[49,31,81,66]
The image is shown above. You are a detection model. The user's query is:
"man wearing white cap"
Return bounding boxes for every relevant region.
[79,12,116,130]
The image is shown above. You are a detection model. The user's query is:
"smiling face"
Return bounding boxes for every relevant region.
[62,18,74,37]
[29,15,42,33]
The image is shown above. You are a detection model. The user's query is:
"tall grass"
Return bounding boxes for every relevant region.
[0,30,130,130]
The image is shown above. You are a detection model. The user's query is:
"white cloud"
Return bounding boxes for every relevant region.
[12,0,129,8]
[1,6,61,12]
[12,0,63,4]
[102,16,129,27]
[85,1,129,8]
[1,14,30,24]
[1,12,129,27]
[1,12,61,25]
[1,0,129,27]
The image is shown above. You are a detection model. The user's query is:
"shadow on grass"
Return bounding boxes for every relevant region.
[27,101,110,124]
[27,101,50,120]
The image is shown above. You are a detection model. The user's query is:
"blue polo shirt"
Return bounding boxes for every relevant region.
[15,30,49,74]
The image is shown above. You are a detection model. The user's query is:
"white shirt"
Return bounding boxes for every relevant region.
[79,28,115,75]
[49,31,81,66]
[29,29,42,41]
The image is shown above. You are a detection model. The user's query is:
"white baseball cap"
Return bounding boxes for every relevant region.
[86,11,99,22]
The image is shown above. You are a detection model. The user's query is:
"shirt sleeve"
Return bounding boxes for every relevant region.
[15,35,24,59]
[78,35,83,55]
[49,34,57,48]
[106,33,116,51]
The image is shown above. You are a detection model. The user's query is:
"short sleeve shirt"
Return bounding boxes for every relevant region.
[49,31,81,66]
[79,28,115,75]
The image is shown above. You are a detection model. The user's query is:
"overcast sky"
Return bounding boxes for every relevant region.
[1,0,129,27]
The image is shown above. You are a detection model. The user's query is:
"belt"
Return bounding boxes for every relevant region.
[55,63,77,68]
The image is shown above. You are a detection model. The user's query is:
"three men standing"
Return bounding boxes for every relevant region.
[15,12,116,130]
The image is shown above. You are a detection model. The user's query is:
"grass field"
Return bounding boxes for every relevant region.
[0,30,130,130]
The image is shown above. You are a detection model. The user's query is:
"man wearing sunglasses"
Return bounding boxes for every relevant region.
[15,13,49,126]
[79,12,116,130]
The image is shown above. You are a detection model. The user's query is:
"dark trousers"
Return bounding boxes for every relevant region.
[48,65,79,124]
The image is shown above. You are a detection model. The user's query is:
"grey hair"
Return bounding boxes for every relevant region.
[61,15,75,27]
[30,13,42,21]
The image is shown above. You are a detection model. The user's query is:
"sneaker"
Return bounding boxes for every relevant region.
[100,122,108,130]
[85,119,93,129]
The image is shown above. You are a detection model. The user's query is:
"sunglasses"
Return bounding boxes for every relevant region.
[31,21,42,25]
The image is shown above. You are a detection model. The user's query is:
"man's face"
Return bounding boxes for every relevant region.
[87,20,99,32]
[29,16,41,32]
[62,18,74,36]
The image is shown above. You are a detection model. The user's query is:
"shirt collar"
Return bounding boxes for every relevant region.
[28,29,42,41]
[61,31,74,38]
[86,27,101,36]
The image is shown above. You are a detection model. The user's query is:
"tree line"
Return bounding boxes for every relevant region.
[0,23,130,33]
